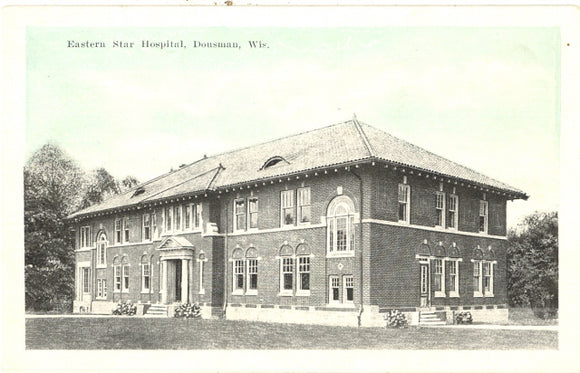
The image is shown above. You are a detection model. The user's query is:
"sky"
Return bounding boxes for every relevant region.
[25,26,560,228]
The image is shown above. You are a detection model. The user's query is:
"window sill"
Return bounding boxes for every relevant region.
[326,303,355,308]
[449,291,460,298]
[277,291,293,297]
[198,289,205,295]
[398,220,410,225]
[434,291,446,298]
[245,290,258,296]
[232,290,244,296]
[295,290,310,297]
[96,264,107,269]
[95,297,107,300]
[484,293,495,298]
[473,292,483,298]
[140,291,152,294]
[326,252,355,258]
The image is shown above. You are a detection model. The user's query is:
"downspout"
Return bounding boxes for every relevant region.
[222,198,229,318]
[349,169,364,327]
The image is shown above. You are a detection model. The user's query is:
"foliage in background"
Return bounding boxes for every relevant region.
[24,143,139,312]
[507,211,558,318]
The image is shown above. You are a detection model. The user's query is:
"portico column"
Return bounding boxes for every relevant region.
[161,260,167,304]
[181,259,189,303]
[188,258,194,303]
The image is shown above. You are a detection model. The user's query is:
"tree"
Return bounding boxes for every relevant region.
[507,211,558,317]
[80,169,139,209]
[24,143,85,311]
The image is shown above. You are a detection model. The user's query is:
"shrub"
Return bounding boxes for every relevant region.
[384,309,408,328]
[112,301,136,316]
[455,311,473,324]
[174,303,201,319]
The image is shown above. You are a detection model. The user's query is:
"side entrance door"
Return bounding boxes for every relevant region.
[420,263,430,308]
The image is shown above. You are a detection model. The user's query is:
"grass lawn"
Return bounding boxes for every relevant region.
[506,307,558,326]
[26,317,557,350]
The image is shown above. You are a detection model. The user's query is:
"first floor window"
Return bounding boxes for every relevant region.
[122,265,130,292]
[433,259,444,293]
[114,265,121,291]
[473,261,482,294]
[82,267,90,293]
[298,256,310,292]
[330,276,340,303]
[282,257,294,291]
[448,261,459,296]
[247,259,258,291]
[142,263,151,291]
[483,262,493,295]
[97,279,107,298]
[344,276,354,303]
[234,259,244,292]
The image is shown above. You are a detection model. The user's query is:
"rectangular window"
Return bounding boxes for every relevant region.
[435,192,445,227]
[102,279,107,298]
[80,226,91,248]
[122,265,129,292]
[433,259,443,292]
[97,279,102,298]
[330,276,340,303]
[479,200,488,233]
[114,265,121,291]
[97,241,106,266]
[193,204,201,229]
[398,184,410,223]
[336,217,347,251]
[297,187,311,223]
[184,205,191,230]
[115,219,122,244]
[174,205,181,232]
[152,212,157,238]
[234,259,244,292]
[165,207,172,232]
[82,267,90,293]
[281,190,295,226]
[282,258,294,291]
[142,263,150,291]
[298,256,310,292]
[143,214,151,241]
[234,199,246,231]
[344,276,354,303]
[483,262,493,295]
[123,217,130,243]
[248,198,259,229]
[447,194,458,229]
[473,261,482,295]
[448,261,459,296]
[247,259,258,291]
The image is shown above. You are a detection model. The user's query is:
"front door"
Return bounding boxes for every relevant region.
[420,263,430,308]
[175,260,182,302]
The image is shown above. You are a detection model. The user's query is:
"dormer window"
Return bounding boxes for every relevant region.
[131,187,145,198]
[261,156,289,170]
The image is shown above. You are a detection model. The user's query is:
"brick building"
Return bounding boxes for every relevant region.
[69,119,527,326]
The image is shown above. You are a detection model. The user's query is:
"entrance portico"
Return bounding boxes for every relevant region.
[157,236,196,304]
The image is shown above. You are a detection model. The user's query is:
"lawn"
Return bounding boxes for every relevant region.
[506,307,558,326]
[26,317,557,350]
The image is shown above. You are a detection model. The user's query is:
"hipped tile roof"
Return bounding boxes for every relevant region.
[68,120,527,219]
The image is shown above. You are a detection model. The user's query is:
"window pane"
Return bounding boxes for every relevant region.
[332,287,339,301]
[283,273,293,290]
[336,217,347,251]
[300,205,311,223]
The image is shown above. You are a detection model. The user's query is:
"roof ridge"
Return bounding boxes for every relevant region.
[358,122,524,192]
[352,118,375,158]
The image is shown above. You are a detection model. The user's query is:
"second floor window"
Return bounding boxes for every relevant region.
[174,205,182,231]
[123,217,130,243]
[479,200,488,233]
[234,199,246,231]
[143,213,151,241]
[115,219,122,244]
[80,226,91,248]
[435,192,445,227]
[96,233,107,266]
[327,196,356,255]
[248,198,258,229]
[447,194,458,229]
[398,183,410,223]
[281,190,295,226]
[297,187,311,223]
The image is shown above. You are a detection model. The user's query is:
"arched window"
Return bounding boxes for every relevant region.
[296,244,311,295]
[326,196,356,256]
[96,232,107,266]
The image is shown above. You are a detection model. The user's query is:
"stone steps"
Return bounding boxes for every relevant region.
[146,304,169,317]
[419,311,446,326]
